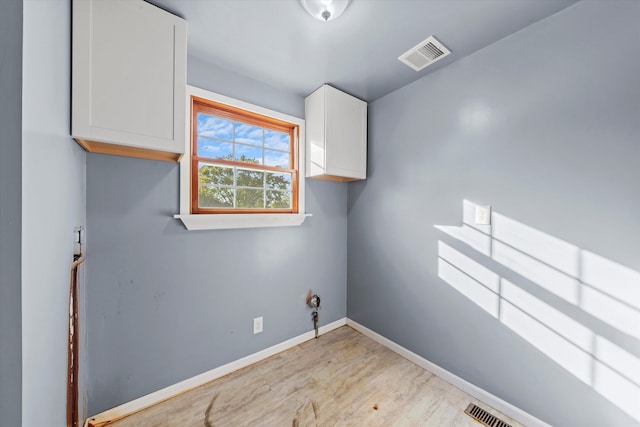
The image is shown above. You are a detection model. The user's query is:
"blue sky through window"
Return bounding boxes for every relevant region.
[264,149,289,168]
[235,145,263,164]
[234,122,263,147]
[197,112,291,166]
[264,129,289,151]
[197,113,233,141]
[197,137,232,159]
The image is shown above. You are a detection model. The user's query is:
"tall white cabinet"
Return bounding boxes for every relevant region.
[305,85,367,181]
[72,0,187,162]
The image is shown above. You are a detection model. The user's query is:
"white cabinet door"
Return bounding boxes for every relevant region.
[305,85,367,181]
[324,86,367,180]
[72,0,186,161]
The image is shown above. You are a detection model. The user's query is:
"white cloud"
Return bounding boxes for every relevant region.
[198,115,233,140]
[264,150,289,168]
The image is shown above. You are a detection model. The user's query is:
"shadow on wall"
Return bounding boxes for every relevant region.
[435,200,640,423]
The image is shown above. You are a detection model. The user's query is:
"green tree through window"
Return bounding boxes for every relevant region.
[198,155,291,209]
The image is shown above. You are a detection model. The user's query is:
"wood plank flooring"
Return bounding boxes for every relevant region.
[105,326,523,426]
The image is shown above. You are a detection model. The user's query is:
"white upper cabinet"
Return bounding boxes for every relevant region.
[305,85,367,181]
[72,0,187,162]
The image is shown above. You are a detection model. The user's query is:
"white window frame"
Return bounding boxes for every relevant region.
[174,85,310,230]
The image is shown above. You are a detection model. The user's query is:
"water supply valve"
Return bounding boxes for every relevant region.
[306,290,321,338]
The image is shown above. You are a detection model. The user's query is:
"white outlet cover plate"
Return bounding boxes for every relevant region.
[253,317,263,334]
[475,205,491,225]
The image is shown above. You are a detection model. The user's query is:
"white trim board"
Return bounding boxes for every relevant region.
[86,318,347,427]
[346,319,552,427]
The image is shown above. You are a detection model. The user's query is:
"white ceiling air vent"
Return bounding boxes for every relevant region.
[398,36,451,71]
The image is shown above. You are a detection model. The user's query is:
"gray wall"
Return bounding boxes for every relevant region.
[86,57,347,415]
[0,0,22,425]
[21,0,87,425]
[188,56,304,118]
[347,1,640,426]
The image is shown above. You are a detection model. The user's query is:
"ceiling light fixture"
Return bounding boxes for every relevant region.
[299,0,351,22]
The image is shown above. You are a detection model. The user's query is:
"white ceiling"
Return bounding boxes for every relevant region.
[149,0,578,102]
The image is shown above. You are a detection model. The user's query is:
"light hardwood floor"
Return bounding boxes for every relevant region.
[105,326,523,426]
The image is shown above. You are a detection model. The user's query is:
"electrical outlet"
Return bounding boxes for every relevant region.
[253,317,263,334]
[475,205,491,225]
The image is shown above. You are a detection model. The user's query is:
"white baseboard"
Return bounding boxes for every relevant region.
[86,317,347,426]
[346,319,551,427]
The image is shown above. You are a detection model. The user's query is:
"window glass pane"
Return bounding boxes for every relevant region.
[237,168,264,189]
[265,172,291,191]
[236,188,264,209]
[234,123,263,147]
[192,99,299,214]
[266,190,291,209]
[235,144,262,164]
[199,187,234,208]
[264,129,290,151]
[197,137,232,159]
[197,113,233,141]
[264,149,290,168]
[199,163,233,186]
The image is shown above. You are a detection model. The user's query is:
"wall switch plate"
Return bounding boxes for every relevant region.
[73,226,84,257]
[253,317,263,334]
[475,205,491,225]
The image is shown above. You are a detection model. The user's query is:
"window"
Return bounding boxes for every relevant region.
[175,86,309,230]
[191,97,298,214]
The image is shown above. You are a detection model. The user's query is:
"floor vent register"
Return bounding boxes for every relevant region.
[464,403,513,427]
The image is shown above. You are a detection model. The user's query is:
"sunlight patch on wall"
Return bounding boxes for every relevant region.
[434,224,491,256]
[435,201,640,422]
[438,200,640,341]
[491,212,580,277]
[582,286,640,341]
[438,243,499,317]
[582,251,640,307]
[439,241,499,293]
[593,336,640,421]
[500,279,593,384]
[492,239,580,304]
